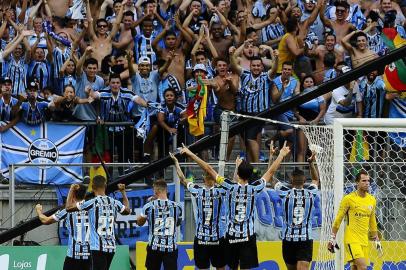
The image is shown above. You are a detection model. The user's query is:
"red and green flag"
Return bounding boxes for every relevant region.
[187,76,208,137]
[381,28,406,98]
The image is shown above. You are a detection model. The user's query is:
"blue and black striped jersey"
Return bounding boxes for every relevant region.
[275,182,318,241]
[53,205,90,260]
[77,195,126,253]
[239,69,274,114]
[141,199,183,252]
[218,176,265,240]
[187,183,226,243]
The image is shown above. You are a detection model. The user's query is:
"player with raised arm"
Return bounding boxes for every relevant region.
[36,184,90,270]
[328,170,382,270]
[169,150,226,270]
[66,176,131,270]
[272,148,320,270]
[180,142,290,270]
[136,180,183,270]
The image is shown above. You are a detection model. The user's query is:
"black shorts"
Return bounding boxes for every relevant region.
[240,115,263,141]
[145,245,178,270]
[282,240,313,265]
[63,256,90,270]
[90,250,115,270]
[225,234,259,269]
[193,237,227,269]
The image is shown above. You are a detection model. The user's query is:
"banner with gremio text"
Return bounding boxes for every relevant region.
[136,241,406,270]
[0,246,129,270]
[0,122,86,185]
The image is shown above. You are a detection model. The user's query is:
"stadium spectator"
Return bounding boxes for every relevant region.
[276,17,304,75]
[307,33,344,83]
[0,0,404,166]
[90,73,148,173]
[320,0,356,45]
[357,71,386,118]
[230,46,275,162]
[271,61,299,149]
[341,27,378,68]
[73,47,105,121]
[18,80,52,125]
[85,0,125,67]
[129,55,162,161]
[212,57,239,160]
[58,57,77,95]
[156,88,186,158]
[379,0,405,26]
[0,77,20,132]
[52,84,94,122]
[322,51,338,83]
[324,64,363,125]
[365,14,385,56]
[152,20,192,89]
[0,27,33,96]
[295,75,326,162]
[133,18,157,64]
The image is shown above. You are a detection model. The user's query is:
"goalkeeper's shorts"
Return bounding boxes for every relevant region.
[345,243,369,263]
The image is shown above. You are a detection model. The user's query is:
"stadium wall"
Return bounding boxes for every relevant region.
[136,241,406,270]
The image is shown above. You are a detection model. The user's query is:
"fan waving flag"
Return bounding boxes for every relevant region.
[0,122,86,185]
[187,77,208,137]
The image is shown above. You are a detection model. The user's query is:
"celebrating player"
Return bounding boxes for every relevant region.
[328,170,382,270]
[273,150,320,270]
[180,142,290,269]
[170,150,226,270]
[36,184,90,270]
[66,176,131,270]
[136,180,183,270]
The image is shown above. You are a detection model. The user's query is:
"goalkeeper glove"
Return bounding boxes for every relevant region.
[374,237,383,256]
[328,233,340,253]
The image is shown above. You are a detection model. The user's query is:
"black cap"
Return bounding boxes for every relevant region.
[334,0,350,9]
[27,79,38,89]
[2,77,12,84]
[141,0,155,6]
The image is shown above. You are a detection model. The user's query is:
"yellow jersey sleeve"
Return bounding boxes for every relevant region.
[332,195,350,231]
[369,197,378,233]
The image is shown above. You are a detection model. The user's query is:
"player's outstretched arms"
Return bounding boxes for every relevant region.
[35,204,57,225]
[118,184,131,215]
[65,184,81,212]
[169,152,189,186]
[262,141,290,183]
[180,143,218,181]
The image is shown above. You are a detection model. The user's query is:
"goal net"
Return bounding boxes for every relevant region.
[301,118,406,270]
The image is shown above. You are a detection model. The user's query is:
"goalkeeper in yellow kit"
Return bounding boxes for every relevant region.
[328,170,382,270]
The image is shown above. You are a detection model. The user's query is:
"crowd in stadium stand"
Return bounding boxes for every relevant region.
[0,0,406,170]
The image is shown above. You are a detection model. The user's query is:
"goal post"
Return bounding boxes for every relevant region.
[302,118,406,270]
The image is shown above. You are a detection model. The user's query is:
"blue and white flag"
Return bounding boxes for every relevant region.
[0,122,86,185]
